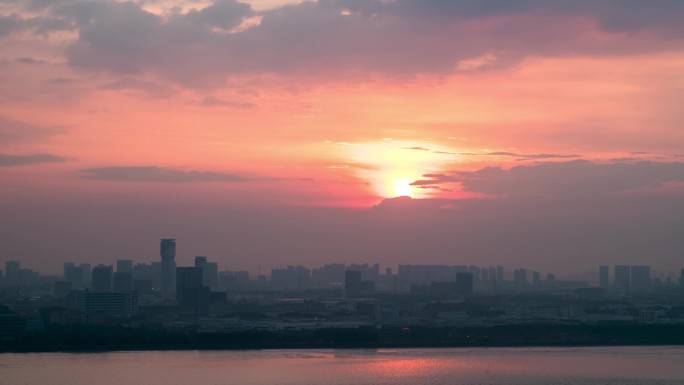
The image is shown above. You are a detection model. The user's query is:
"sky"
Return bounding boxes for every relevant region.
[1,0,683,276]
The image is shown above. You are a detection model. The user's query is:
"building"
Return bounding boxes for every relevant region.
[63,262,75,279]
[69,291,138,317]
[397,264,456,285]
[195,256,218,289]
[312,263,346,285]
[176,267,203,306]
[54,280,72,297]
[455,272,474,296]
[614,265,630,290]
[5,260,20,283]
[64,264,85,289]
[116,259,133,274]
[80,263,92,287]
[160,238,177,299]
[599,265,609,287]
[348,263,380,282]
[112,272,133,293]
[630,265,651,292]
[468,266,481,283]
[532,271,541,287]
[496,265,504,283]
[513,268,528,285]
[194,256,207,268]
[271,265,311,290]
[91,265,113,292]
[345,270,362,298]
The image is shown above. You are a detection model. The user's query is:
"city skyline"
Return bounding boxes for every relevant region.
[2,1,684,279]
[2,238,682,285]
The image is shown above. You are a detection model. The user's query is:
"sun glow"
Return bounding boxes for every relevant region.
[342,140,457,199]
[393,178,414,197]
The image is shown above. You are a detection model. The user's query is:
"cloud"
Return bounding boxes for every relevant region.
[0,153,68,167]
[0,14,27,38]
[185,0,253,30]
[14,57,49,65]
[412,160,684,197]
[198,96,254,109]
[0,115,67,146]
[99,77,173,98]
[81,166,254,183]
[47,0,684,88]
[485,151,580,160]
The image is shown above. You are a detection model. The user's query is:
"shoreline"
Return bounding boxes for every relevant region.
[4,322,684,354]
[3,340,683,354]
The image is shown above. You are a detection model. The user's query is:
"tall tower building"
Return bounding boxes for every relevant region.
[160,239,177,299]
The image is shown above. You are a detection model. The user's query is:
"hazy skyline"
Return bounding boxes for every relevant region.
[1,0,683,274]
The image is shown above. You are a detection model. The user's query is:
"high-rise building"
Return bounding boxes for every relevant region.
[481,267,489,282]
[271,265,311,290]
[496,265,504,282]
[113,272,133,293]
[63,262,75,279]
[545,273,555,287]
[599,265,609,287]
[344,270,362,298]
[468,266,481,283]
[204,262,218,289]
[630,265,651,292]
[5,260,20,283]
[455,272,474,296]
[116,259,133,274]
[614,265,630,290]
[532,271,541,286]
[194,256,207,268]
[194,256,218,289]
[132,263,153,294]
[176,267,203,306]
[151,262,162,290]
[80,263,92,288]
[513,268,528,285]
[91,265,113,293]
[160,238,177,299]
[64,265,85,289]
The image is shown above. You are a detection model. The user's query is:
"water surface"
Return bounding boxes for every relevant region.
[2,346,683,384]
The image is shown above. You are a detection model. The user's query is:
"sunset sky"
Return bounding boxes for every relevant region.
[1,0,683,275]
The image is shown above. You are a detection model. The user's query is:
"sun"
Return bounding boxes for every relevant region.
[339,139,457,199]
[393,178,414,197]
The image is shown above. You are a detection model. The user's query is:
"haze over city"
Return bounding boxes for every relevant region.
[2,0,684,275]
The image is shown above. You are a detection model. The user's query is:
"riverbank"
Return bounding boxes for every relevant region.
[3,322,684,353]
